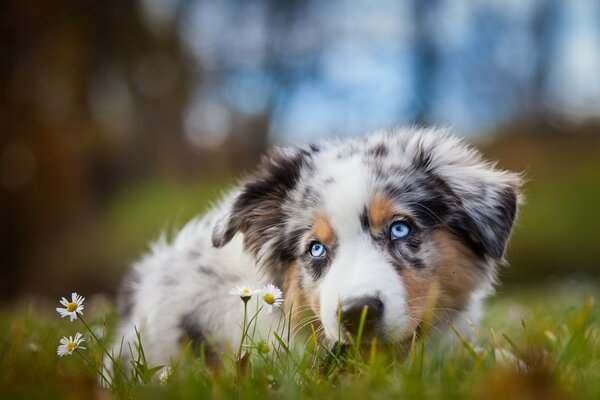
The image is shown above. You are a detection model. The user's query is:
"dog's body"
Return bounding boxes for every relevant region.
[113,128,522,366]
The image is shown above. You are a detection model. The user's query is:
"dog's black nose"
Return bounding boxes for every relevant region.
[340,296,384,336]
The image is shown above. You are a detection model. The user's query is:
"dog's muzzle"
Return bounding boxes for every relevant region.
[340,296,384,337]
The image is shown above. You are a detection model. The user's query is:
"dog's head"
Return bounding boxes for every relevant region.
[213,128,522,344]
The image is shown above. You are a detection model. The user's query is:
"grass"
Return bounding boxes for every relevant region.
[1,282,600,399]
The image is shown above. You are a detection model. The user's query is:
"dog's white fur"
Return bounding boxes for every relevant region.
[111,127,522,367]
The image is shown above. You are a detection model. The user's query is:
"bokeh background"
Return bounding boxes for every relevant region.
[1,0,599,303]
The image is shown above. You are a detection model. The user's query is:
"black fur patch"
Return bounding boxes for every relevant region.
[234,149,310,217]
[390,255,425,272]
[405,235,422,253]
[369,143,389,158]
[383,177,452,229]
[468,187,518,259]
[385,231,426,271]
[303,242,337,281]
[359,207,370,232]
[405,255,425,270]
[180,313,205,346]
[272,227,310,276]
[446,212,486,258]
[212,148,313,253]
[179,312,216,360]
[412,144,434,171]
[305,257,329,280]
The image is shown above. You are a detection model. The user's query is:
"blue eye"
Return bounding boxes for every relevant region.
[390,221,411,240]
[309,241,327,258]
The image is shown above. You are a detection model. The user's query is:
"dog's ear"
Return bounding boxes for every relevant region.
[445,167,522,260]
[212,147,312,257]
[429,143,523,260]
[406,133,523,260]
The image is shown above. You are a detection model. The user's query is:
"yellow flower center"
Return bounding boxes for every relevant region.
[66,302,77,312]
[67,342,77,352]
[264,293,275,305]
[242,289,249,294]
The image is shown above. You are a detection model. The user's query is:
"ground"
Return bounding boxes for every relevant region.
[1,282,599,399]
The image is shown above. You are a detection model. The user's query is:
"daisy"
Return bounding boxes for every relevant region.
[56,292,85,321]
[229,285,260,301]
[156,366,172,385]
[56,332,86,357]
[261,284,284,314]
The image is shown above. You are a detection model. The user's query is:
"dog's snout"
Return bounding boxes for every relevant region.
[340,296,384,335]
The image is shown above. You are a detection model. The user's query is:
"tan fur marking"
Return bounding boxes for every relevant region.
[282,264,319,334]
[282,264,306,315]
[398,268,434,334]
[313,214,336,245]
[432,230,483,314]
[368,194,396,230]
[398,229,483,337]
[308,292,320,316]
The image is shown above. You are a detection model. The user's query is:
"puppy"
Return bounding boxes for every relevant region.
[112,127,522,367]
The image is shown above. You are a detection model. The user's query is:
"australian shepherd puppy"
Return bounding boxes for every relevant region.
[112,127,522,367]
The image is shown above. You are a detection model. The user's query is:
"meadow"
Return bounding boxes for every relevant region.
[1,281,599,399]
[2,132,599,399]
[2,0,600,396]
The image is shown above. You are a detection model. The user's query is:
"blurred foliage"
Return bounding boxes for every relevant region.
[481,124,600,284]
[24,177,233,300]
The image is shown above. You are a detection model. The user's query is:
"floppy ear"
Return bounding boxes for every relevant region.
[433,151,523,260]
[404,132,523,261]
[447,170,522,260]
[212,147,312,258]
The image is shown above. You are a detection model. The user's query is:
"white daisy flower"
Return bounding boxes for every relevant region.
[56,292,85,321]
[156,366,172,385]
[56,332,86,357]
[229,286,260,300]
[260,284,284,314]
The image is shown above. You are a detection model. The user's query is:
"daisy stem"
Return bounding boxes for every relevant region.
[75,349,110,385]
[79,315,126,380]
[236,299,249,361]
[251,297,259,341]
[79,316,110,358]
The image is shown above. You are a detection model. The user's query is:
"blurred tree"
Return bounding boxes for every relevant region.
[412,0,439,125]
[0,0,192,299]
[1,0,599,301]
[527,0,560,123]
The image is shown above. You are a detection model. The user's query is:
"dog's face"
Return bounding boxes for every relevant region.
[213,129,521,344]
